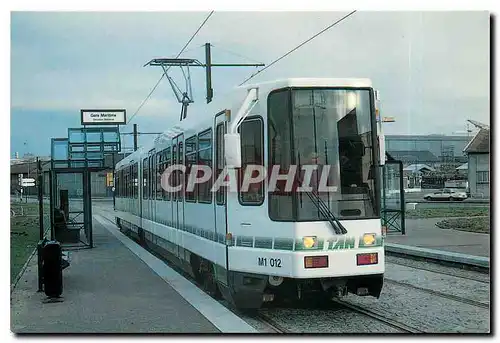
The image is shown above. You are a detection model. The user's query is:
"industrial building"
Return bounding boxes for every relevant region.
[385,134,470,166]
[385,121,490,198]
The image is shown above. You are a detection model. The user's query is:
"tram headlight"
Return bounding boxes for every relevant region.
[302,236,316,249]
[362,233,376,246]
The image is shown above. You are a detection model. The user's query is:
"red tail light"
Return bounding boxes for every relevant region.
[357,253,378,266]
[304,255,328,269]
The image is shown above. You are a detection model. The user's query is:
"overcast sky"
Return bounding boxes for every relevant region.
[10,11,490,156]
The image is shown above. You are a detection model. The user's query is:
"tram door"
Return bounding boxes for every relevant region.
[173,134,185,259]
[214,112,228,280]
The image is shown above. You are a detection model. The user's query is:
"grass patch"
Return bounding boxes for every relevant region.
[436,217,490,234]
[405,207,489,219]
[10,203,41,284]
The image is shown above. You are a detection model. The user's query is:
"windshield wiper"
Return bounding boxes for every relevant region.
[305,191,348,235]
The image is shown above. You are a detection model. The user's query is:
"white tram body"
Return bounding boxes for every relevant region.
[114,78,386,309]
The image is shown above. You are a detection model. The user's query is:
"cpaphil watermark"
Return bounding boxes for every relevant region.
[159,164,338,193]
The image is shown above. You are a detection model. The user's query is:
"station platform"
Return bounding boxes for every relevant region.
[385,217,490,268]
[10,211,257,333]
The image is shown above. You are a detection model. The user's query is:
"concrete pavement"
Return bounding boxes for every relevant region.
[10,216,254,333]
[385,217,490,261]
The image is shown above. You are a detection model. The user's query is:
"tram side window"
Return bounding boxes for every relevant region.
[124,168,128,198]
[124,169,127,198]
[121,169,124,198]
[121,169,124,197]
[130,165,134,198]
[143,158,148,199]
[178,143,184,201]
[163,148,171,201]
[149,155,154,200]
[136,163,139,199]
[156,152,163,199]
[128,167,132,198]
[131,166,134,198]
[172,145,177,201]
[198,129,213,204]
[127,166,133,198]
[120,167,128,198]
[239,117,265,205]
[185,136,197,202]
[122,169,126,198]
[215,123,226,205]
[132,163,137,199]
[123,167,126,198]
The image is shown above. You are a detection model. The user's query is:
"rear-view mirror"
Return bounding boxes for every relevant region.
[379,135,386,166]
[224,133,241,168]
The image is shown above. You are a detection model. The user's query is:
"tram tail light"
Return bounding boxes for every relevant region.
[304,255,328,269]
[357,253,378,266]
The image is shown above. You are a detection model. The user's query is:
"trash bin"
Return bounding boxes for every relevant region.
[42,241,63,297]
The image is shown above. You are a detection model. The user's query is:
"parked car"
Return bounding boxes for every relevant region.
[424,189,468,201]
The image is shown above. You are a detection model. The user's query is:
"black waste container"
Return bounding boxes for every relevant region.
[42,241,63,297]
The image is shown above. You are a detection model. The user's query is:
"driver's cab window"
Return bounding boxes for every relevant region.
[238,117,264,205]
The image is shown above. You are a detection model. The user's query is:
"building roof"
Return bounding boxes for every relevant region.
[11,156,50,165]
[10,162,39,175]
[10,159,52,175]
[403,163,435,172]
[464,128,489,154]
[386,150,440,163]
[456,162,468,170]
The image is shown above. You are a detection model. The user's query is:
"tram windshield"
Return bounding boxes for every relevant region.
[268,88,379,221]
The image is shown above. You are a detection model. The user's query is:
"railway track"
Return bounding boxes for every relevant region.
[384,278,489,309]
[256,313,290,333]
[330,299,424,333]
[387,258,489,284]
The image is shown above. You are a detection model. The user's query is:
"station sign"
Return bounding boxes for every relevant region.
[21,178,35,187]
[81,109,126,125]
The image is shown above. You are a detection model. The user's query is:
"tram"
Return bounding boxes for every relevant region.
[114,78,386,309]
